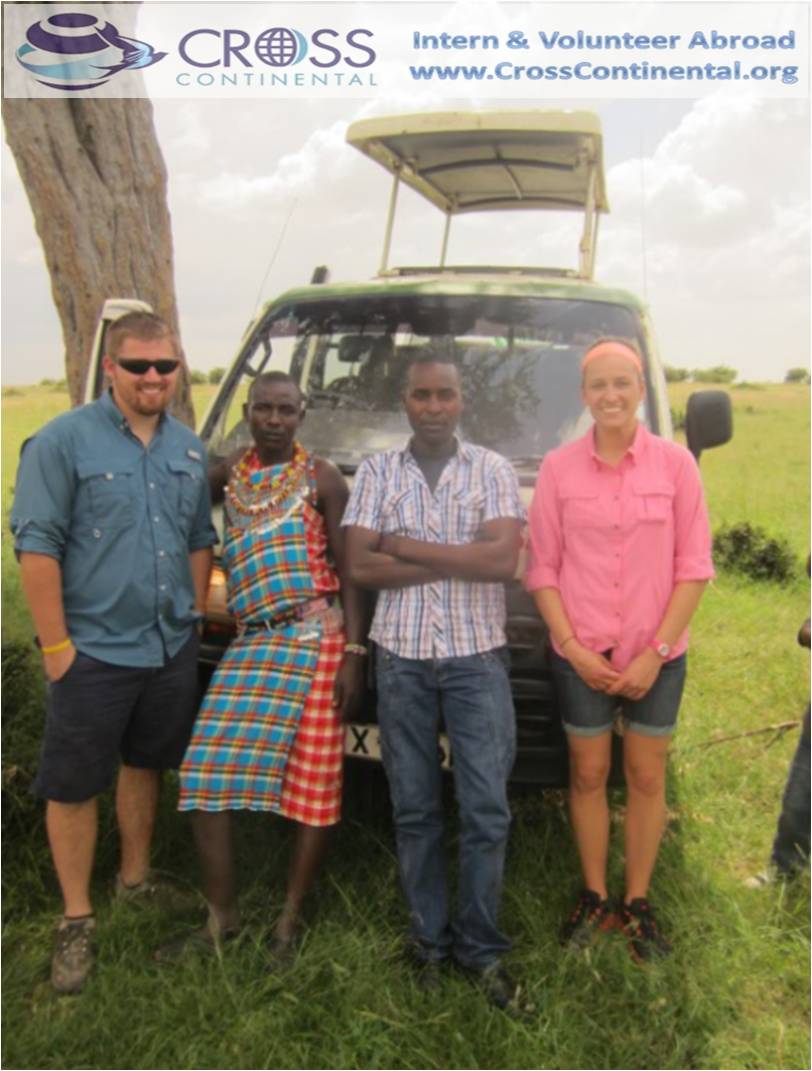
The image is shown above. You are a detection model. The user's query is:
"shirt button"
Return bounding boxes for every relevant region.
[93,528,101,539]
[160,584,167,592]
[158,550,166,558]
[154,516,160,523]
[149,482,155,490]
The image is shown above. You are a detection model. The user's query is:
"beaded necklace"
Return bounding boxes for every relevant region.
[225,442,310,519]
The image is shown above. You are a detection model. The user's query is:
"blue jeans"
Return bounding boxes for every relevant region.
[771,705,810,874]
[551,651,687,738]
[375,646,516,969]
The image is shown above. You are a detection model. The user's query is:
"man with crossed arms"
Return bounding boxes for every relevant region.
[342,352,525,1011]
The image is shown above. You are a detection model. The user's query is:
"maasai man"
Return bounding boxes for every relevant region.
[161,372,366,963]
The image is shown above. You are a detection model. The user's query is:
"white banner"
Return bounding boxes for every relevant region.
[3,1,808,100]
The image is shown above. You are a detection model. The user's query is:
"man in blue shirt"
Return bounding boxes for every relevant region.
[11,311,216,994]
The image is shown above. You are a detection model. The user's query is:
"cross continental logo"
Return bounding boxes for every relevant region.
[253,27,309,67]
[15,12,166,91]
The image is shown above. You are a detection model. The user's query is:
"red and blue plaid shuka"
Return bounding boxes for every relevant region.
[178,446,344,826]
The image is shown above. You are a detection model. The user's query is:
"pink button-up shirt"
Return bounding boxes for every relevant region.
[525,423,715,670]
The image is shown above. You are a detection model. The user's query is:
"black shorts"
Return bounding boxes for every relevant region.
[34,633,201,803]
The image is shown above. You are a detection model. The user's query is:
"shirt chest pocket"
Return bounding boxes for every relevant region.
[76,462,136,531]
[167,459,203,524]
[633,479,674,524]
[451,488,486,541]
[381,488,419,534]
[560,490,603,530]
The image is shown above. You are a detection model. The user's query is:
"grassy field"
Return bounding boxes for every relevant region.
[2,382,809,1070]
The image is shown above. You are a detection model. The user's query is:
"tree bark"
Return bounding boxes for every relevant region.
[3,8,193,422]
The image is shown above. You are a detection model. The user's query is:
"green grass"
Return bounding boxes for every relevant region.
[2,383,809,1069]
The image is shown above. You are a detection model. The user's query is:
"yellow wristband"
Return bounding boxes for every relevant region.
[40,637,73,655]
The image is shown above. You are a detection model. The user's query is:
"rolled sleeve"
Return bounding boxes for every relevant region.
[483,456,525,524]
[341,457,384,532]
[672,451,715,582]
[10,434,75,560]
[524,455,563,591]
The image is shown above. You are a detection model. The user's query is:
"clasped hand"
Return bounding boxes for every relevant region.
[569,643,661,700]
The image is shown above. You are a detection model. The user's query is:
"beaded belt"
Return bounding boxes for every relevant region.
[242,594,337,634]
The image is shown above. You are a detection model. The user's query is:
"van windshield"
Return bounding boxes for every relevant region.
[205,294,647,478]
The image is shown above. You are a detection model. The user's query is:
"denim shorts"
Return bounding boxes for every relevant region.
[550,651,687,738]
[34,633,201,803]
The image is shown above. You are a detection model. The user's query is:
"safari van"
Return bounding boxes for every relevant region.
[87,110,732,785]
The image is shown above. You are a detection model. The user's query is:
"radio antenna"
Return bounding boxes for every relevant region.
[252,197,298,318]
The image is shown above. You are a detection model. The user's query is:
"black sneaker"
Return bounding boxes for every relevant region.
[619,897,672,963]
[559,889,615,949]
[403,944,447,993]
[458,961,533,1017]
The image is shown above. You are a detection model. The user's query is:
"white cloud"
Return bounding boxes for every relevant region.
[592,93,809,374]
[197,119,351,206]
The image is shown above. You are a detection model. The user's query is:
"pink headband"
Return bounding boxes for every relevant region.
[581,341,643,376]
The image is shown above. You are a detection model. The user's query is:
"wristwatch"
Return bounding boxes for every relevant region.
[648,638,672,659]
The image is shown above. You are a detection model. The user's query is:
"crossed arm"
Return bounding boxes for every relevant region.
[345,517,522,590]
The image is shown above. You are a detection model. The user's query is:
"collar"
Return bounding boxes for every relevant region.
[401,434,468,463]
[588,421,646,467]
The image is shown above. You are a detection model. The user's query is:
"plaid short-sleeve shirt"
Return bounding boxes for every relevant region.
[341,439,525,659]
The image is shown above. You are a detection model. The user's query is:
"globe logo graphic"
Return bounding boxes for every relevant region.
[255,27,308,68]
[16,11,166,91]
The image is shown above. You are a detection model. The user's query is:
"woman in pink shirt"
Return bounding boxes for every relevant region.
[525,338,714,962]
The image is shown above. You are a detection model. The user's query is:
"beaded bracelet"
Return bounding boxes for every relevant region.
[344,643,368,657]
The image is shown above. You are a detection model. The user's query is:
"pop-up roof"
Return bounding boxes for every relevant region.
[345,110,608,279]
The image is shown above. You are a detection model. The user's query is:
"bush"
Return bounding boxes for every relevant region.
[785,367,811,384]
[1,641,46,839]
[670,406,686,432]
[188,369,207,385]
[208,367,226,385]
[2,386,23,397]
[734,381,766,390]
[713,522,797,583]
[664,365,690,382]
[693,365,738,384]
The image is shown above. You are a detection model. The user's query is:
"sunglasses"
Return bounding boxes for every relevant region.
[115,358,181,375]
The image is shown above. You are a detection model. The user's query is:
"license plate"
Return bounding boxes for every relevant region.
[344,724,452,770]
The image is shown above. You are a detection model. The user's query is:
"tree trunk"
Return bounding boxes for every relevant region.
[2,7,192,423]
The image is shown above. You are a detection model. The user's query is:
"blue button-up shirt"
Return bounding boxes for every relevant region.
[11,390,217,667]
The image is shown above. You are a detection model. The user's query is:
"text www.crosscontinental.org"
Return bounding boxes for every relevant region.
[408,60,800,84]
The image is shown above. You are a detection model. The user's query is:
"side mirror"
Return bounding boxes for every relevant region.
[685,389,733,461]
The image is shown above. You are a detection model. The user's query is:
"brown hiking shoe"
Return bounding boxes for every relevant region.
[114,870,191,908]
[51,916,95,994]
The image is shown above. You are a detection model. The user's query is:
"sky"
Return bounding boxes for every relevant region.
[1,5,809,385]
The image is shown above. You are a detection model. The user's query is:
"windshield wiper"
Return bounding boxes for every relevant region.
[509,454,545,467]
[306,388,375,412]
